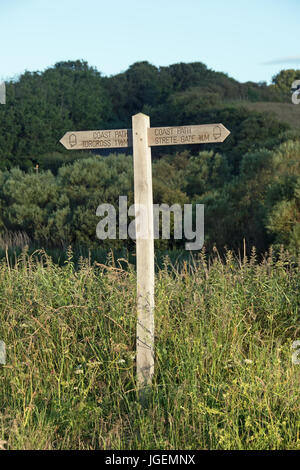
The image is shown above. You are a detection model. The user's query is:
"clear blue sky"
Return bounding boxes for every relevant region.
[0,0,299,84]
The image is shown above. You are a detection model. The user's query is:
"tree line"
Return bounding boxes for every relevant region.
[0,60,299,255]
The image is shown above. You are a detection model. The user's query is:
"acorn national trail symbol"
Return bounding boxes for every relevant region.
[69,134,77,148]
[60,114,230,402]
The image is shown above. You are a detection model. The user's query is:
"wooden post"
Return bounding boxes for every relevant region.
[132,113,155,394]
[60,118,230,398]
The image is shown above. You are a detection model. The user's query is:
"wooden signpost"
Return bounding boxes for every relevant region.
[60,114,230,395]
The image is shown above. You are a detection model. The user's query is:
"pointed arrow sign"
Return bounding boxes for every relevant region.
[60,124,230,150]
[148,123,230,146]
[60,128,132,150]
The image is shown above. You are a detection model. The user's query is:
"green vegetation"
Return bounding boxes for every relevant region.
[0,60,299,256]
[0,60,299,257]
[232,101,300,131]
[0,137,299,256]
[0,62,299,450]
[0,249,299,450]
[0,60,293,170]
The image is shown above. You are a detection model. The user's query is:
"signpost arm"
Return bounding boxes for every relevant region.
[132,113,155,394]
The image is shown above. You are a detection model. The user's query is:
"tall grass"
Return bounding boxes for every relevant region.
[0,247,299,450]
[0,243,193,271]
[0,230,31,251]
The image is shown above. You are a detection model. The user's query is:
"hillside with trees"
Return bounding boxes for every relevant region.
[0,60,299,256]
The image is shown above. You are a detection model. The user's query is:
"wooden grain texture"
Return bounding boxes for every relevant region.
[132,113,155,390]
[60,129,132,149]
[148,123,230,146]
